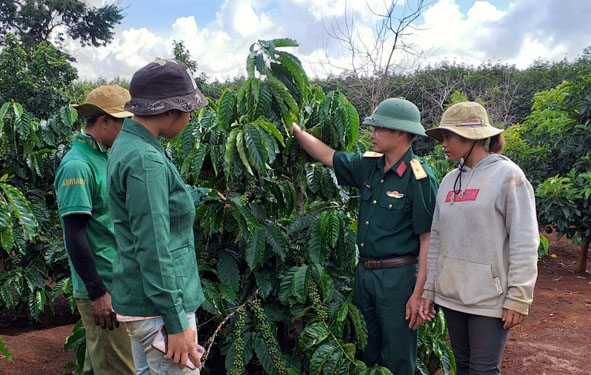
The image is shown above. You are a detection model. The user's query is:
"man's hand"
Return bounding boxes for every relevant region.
[502,308,526,329]
[91,292,119,330]
[405,292,425,330]
[419,298,437,321]
[166,327,202,369]
[292,122,302,135]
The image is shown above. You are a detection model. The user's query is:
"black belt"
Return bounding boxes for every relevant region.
[360,255,417,269]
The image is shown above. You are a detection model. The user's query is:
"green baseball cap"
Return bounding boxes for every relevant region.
[362,98,426,136]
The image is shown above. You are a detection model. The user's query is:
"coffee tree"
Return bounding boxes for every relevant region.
[504,67,591,273]
[166,38,453,375]
[0,102,76,321]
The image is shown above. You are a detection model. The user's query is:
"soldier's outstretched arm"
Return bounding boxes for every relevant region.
[292,122,335,167]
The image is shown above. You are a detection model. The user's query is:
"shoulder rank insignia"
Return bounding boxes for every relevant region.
[363,151,383,158]
[409,159,427,180]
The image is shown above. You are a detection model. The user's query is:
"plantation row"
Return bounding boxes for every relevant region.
[0,38,590,374]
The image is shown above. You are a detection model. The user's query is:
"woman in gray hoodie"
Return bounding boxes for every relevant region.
[419,102,539,375]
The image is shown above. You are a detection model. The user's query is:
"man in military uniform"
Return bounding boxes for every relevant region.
[292,98,438,374]
[54,86,135,374]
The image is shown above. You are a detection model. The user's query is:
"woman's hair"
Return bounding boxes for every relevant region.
[487,134,505,154]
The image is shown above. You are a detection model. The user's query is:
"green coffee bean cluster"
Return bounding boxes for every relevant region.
[250,299,286,375]
[240,179,257,205]
[307,282,328,321]
[230,308,246,375]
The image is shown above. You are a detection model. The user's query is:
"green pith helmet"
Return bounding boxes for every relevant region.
[362,98,426,136]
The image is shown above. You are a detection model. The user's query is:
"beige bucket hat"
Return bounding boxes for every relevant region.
[73,85,133,119]
[426,101,503,142]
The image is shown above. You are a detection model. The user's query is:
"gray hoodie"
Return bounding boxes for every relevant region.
[422,154,539,318]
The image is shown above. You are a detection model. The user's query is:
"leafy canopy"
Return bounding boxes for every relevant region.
[0,0,123,54]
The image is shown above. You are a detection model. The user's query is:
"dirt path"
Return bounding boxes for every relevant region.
[0,235,588,375]
[502,235,590,375]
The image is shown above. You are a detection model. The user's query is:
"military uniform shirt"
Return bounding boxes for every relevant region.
[54,133,117,299]
[107,119,209,334]
[333,147,438,258]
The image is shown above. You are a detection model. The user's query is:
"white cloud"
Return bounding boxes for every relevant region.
[69,0,591,83]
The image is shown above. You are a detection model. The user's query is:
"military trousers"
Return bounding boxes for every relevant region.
[76,298,135,375]
[353,262,418,375]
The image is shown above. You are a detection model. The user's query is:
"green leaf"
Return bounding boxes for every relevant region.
[0,336,12,363]
[308,224,326,266]
[0,183,38,240]
[0,102,10,127]
[236,129,253,175]
[292,265,309,304]
[28,289,45,320]
[299,322,330,351]
[271,38,299,48]
[246,50,256,78]
[180,121,194,159]
[245,227,267,270]
[254,270,273,298]
[347,302,368,350]
[224,128,240,176]
[0,197,11,232]
[254,336,276,375]
[244,124,267,171]
[255,118,285,147]
[327,211,340,248]
[192,145,208,181]
[217,89,236,132]
[265,224,287,260]
[288,213,319,234]
[255,83,273,119]
[217,251,239,294]
[309,343,338,375]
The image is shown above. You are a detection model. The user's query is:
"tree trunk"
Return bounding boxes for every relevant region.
[575,237,590,274]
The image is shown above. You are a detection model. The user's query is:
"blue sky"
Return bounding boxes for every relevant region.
[73,0,590,82]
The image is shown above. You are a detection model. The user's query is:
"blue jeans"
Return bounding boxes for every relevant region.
[125,313,199,375]
[442,307,510,375]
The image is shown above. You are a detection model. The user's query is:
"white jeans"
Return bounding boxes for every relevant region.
[125,313,199,375]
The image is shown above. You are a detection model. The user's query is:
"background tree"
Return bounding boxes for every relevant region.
[504,64,591,273]
[0,33,77,119]
[323,0,427,113]
[0,0,123,56]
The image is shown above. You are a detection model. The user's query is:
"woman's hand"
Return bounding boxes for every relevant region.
[166,327,202,369]
[419,298,437,321]
[502,308,526,329]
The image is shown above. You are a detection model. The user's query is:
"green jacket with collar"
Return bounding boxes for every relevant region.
[333,147,438,259]
[107,119,208,334]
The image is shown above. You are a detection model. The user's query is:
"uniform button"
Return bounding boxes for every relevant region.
[365,221,369,225]
[388,204,392,208]
[372,200,377,204]
[380,179,384,183]
[360,243,365,247]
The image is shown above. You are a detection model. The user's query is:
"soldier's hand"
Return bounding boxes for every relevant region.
[91,292,119,330]
[405,292,424,331]
[419,298,436,321]
[292,122,302,134]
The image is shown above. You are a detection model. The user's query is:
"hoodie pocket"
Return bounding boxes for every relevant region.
[435,255,504,307]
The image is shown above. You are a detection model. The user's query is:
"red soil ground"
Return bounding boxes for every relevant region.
[0,234,589,375]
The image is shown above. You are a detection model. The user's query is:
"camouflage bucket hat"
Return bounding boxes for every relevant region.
[426,101,504,142]
[124,59,207,116]
[362,98,426,136]
[73,85,133,119]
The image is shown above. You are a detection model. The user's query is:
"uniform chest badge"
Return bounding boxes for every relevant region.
[386,190,404,198]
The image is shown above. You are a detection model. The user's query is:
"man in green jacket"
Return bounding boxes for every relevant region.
[292,98,438,374]
[54,86,134,374]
